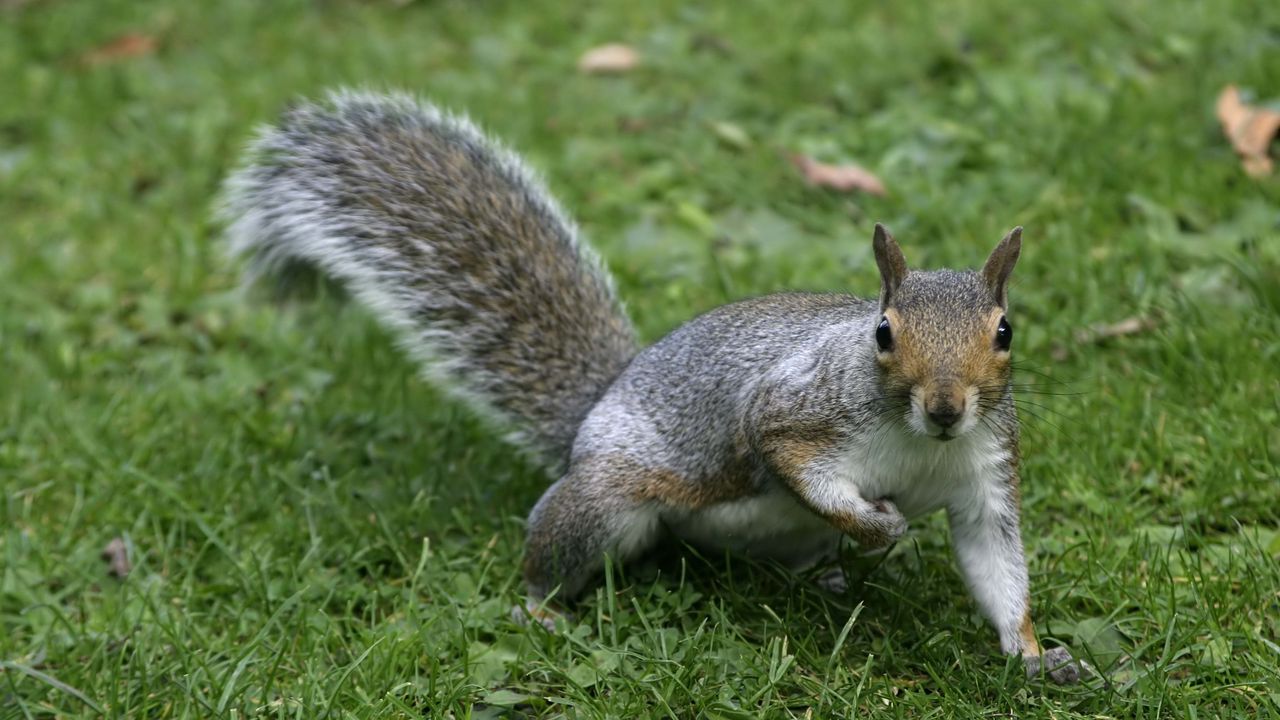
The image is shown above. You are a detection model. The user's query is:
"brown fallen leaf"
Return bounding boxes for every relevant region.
[1052,314,1160,360]
[1074,315,1159,344]
[81,33,157,66]
[101,537,131,578]
[578,43,639,74]
[1216,85,1280,177]
[790,154,887,195]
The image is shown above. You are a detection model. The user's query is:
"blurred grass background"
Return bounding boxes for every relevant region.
[2,0,1278,717]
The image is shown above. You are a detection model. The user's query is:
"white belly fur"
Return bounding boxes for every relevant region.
[662,426,1008,563]
[663,489,840,566]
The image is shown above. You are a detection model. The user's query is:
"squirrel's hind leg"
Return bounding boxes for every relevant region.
[521,456,667,611]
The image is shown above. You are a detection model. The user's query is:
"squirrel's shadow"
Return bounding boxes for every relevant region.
[559,532,966,654]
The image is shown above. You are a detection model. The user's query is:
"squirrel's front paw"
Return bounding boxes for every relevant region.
[859,497,908,548]
[1024,646,1083,684]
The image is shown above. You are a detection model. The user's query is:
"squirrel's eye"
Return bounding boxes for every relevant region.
[996,316,1012,351]
[875,316,893,352]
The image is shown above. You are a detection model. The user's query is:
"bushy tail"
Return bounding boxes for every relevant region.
[220,90,638,471]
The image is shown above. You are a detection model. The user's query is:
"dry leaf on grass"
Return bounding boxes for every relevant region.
[81,33,157,66]
[1216,85,1280,177]
[578,44,639,74]
[1052,315,1159,360]
[101,537,131,578]
[790,154,887,195]
[1089,315,1159,341]
[1074,315,1159,344]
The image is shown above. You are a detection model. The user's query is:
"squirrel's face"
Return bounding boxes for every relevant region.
[869,225,1022,441]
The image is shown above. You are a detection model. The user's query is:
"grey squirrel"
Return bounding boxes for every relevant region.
[221,89,1081,683]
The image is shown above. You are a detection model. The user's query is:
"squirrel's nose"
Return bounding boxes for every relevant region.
[927,408,962,429]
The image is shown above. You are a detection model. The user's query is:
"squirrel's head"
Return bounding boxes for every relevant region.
[869,223,1021,441]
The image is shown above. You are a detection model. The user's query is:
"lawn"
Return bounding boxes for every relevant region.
[2,0,1279,717]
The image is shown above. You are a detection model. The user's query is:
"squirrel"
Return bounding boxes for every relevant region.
[220,89,1082,684]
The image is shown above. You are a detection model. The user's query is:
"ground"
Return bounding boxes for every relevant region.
[2,0,1279,717]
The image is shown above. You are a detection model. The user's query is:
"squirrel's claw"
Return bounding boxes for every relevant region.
[1024,646,1085,684]
[865,497,908,548]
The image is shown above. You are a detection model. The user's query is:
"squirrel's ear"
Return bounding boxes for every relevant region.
[872,223,908,307]
[982,226,1022,308]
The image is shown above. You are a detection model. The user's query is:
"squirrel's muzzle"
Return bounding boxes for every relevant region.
[927,406,963,429]
[922,381,968,433]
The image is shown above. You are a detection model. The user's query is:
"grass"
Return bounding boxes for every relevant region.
[2,0,1279,717]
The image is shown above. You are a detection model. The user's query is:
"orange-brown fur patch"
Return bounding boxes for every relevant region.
[966,306,1013,380]
[584,454,755,509]
[1018,610,1041,656]
[761,436,830,480]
